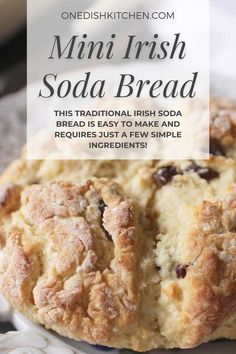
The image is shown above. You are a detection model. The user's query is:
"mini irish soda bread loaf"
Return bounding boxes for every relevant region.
[0,97,235,350]
[0,179,160,350]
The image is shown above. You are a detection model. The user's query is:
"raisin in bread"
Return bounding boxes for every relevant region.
[0,97,235,350]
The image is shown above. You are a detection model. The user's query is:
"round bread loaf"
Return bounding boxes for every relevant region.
[0,98,235,351]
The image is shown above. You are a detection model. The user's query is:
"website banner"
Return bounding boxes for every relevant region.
[27,0,209,160]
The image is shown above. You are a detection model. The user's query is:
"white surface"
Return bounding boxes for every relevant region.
[149,0,236,81]
[0,331,78,354]
[210,0,236,79]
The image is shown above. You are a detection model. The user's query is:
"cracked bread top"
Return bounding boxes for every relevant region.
[0,179,154,350]
[0,97,235,350]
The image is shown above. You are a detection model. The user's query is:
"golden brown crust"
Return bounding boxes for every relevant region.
[0,183,21,215]
[152,158,236,349]
[0,97,236,350]
[0,179,145,348]
[181,196,236,347]
[210,98,236,157]
[210,98,236,146]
